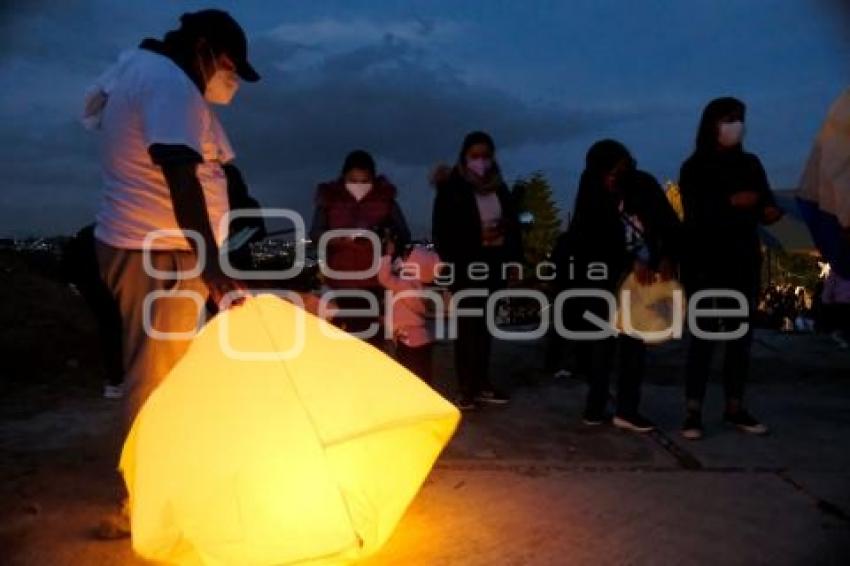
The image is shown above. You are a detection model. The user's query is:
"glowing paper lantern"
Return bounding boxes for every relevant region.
[616,272,685,344]
[664,181,685,222]
[120,294,460,565]
[798,88,850,277]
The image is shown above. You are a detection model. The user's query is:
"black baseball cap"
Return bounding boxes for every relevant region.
[180,9,260,82]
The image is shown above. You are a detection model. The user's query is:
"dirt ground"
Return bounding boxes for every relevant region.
[1,250,849,565]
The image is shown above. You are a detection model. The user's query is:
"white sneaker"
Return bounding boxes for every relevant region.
[723,410,769,435]
[613,414,655,433]
[103,384,124,399]
[681,412,704,440]
[474,390,510,405]
[553,369,572,379]
[96,499,130,540]
[830,331,849,350]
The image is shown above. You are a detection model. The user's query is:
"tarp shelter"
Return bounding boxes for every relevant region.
[797,88,850,277]
[121,294,460,565]
[759,192,817,254]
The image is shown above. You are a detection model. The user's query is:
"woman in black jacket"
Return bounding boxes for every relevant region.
[679,97,783,440]
[432,131,523,410]
[556,139,680,431]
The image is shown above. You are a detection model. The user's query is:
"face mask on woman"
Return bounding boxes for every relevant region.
[466,157,492,177]
[201,48,240,106]
[345,182,372,201]
[718,120,745,148]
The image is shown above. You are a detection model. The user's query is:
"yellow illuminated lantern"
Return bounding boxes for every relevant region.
[664,180,685,222]
[120,294,460,565]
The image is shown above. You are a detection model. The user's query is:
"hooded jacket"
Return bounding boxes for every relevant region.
[377,247,441,347]
[431,166,523,289]
[310,175,410,289]
[555,169,681,293]
[679,96,780,294]
[679,150,777,292]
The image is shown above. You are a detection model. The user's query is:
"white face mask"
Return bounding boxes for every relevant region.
[718,120,744,147]
[345,182,372,201]
[201,50,240,106]
[466,157,491,177]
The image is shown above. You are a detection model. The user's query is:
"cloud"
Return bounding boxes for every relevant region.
[228,34,620,172]
[217,33,627,233]
[257,17,465,74]
[264,17,461,48]
[0,5,604,236]
[1,0,846,237]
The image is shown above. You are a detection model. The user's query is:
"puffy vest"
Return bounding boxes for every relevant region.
[315,177,397,288]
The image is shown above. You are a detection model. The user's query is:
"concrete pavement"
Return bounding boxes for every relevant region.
[1,330,849,565]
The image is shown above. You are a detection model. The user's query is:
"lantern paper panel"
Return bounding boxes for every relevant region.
[798,88,850,277]
[120,294,460,565]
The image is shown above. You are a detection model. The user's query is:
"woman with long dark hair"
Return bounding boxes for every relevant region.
[432,131,523,410]
[679,97,783,440]
[558,140,680,431]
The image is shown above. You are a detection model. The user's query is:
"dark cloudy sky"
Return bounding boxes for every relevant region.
[1,0,847,238]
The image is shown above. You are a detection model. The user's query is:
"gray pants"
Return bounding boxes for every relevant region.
[96,241,208,432]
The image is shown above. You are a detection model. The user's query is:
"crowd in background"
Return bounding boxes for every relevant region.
[756,283,815,332]
[72,82,841,438]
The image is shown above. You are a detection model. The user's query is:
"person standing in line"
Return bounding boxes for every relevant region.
[63,224,125,399]
[310,150,410,346]
[222,163,267,273]
[432,131,523,410]
[556,140,680,432]
[85,9,260,537]
[679,97,783,440]
[378,239,442,383]
[822,269,850,349]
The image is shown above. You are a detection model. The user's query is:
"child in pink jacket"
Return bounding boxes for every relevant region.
[378,244,441,383]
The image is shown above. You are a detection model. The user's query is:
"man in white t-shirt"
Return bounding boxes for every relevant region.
[85,10,260,538]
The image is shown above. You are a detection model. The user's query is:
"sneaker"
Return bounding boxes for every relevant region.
[103,383,124,399]
[474,389,510,405]
[681,412,704,440]
[455,396,478,411]
[581,410,610,426]
[830,331,849,350]
[724,410,768,435]
[95,501,130,540]
[613,413,655,433]
[553,369,573,379]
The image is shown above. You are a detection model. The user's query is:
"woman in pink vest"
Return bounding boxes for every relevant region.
[310,150,410,343]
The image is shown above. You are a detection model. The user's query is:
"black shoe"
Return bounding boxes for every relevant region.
[681,412,704,440]
[724,409,768,435]
[582,410,611,426]
[475,389,510,405]
[613,413,655,433]
[455,395,478,411]
[95,500,131,540]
